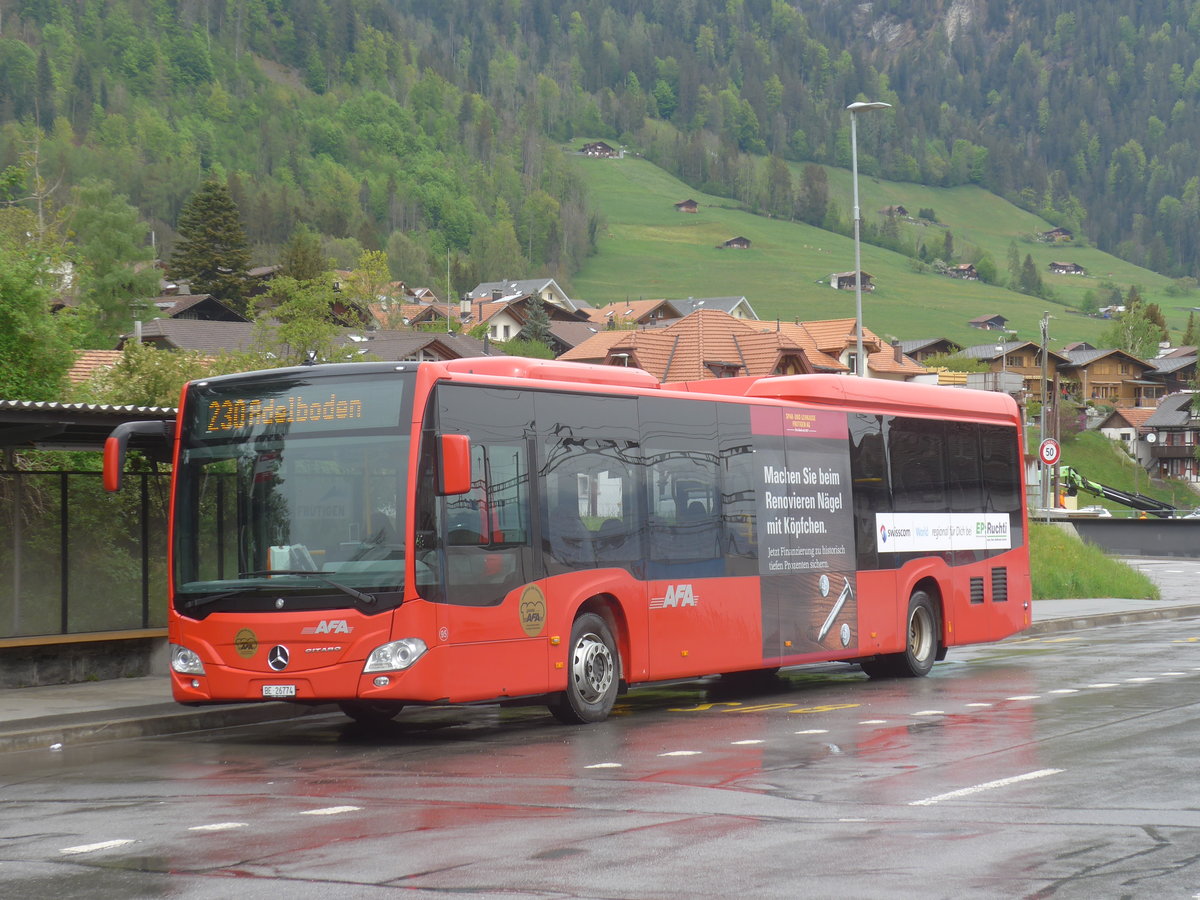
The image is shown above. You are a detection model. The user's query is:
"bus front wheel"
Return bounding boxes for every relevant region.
[549,612,619,724]
[861,590,939,679]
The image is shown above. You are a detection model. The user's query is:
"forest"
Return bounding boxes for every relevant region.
[2,0,1200,359]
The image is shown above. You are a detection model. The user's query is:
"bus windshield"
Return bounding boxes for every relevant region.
[172,370,414,616]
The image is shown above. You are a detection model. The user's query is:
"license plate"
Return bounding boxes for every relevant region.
[262,684,296,699]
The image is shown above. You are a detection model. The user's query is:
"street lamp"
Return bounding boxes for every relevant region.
[847,100,892,377]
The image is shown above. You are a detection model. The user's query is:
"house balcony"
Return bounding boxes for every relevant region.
[1149,444,1197,459]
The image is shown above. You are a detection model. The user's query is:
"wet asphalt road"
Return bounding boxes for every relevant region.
[2,615,1200,899]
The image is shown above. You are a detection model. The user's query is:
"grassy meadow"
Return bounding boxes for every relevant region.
[566,152,1193,350]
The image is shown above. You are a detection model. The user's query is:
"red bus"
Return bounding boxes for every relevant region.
[104,357,1030,725]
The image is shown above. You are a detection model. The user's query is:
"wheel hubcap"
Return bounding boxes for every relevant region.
[570,632,613,703]
[909,606,934,662]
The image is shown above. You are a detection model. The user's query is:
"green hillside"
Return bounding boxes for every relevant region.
[567,153,1186,349]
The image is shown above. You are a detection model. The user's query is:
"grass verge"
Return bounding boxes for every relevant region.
[1030,522,1159,600]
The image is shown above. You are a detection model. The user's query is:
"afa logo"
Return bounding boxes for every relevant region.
[518,585,547,637]
[650,583,700,609]
[301,619,353,635]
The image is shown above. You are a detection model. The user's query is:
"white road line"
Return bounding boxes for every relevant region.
[658,750,701,757]
[965,702,993,708]
[731,739,763,745]
[794,729,828,735]
[299,806,361,816]
[859,719,888,724]
[1126,677,1155,683]
[59,839,135,855]
[188,823,248,832]
[1006,695,1041,700]
[912,710,944,716]
[584,762,622,769]
[909,768,1063,807]
[1088,683,1119,688]
[1048,689,1079,694]
[1160,672,1187,676]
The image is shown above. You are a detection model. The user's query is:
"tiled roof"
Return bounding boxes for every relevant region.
[582,299,684,325]
[68,350,124,384]
[118,320,257,352]
[668,296,758,319]
[1099,406,1157,430]
[1144,392,1196,428]
[560,311,924,381]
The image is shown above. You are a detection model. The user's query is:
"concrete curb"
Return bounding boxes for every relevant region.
[0,701,337,755]
[1019,605,1200,637]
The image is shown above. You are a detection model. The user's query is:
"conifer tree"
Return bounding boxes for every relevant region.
[519,293,554,346]
[169,180,252,313]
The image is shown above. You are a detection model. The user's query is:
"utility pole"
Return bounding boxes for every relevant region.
[1040,311,1050,519]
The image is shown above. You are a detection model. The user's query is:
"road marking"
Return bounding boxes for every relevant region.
[965,702,993,707]
[733,702,797,713]
[1126,677,1155,683]
[1088,682,1119,688]
[658,750,701,757]
[787,703,860,715]
[188,823,248,832]
[1160,672,1187,676]
[909,768,1063,807]
[859,719,888,724]
[731,739,763,745]
[60,839,135,855]
[1048,689,1079,694]
[669,701,741,712]
[1006,695,1040,700]
[300,806,361,816]
[912,710,944,716]
[794,729,828,735]
[584,762,622,769]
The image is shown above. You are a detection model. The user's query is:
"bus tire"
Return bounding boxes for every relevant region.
[549,612,619,724]
[861,590,939,679]
[338,700,403,726]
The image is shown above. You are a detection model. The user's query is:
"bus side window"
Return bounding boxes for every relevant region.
[848,413,890,570]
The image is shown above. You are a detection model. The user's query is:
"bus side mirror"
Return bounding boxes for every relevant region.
[103,421,172,492]
[438,433,471,495]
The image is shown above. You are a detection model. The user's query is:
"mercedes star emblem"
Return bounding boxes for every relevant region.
[267,645,290,671]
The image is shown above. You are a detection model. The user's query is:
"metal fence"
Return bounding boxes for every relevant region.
[0,470,170,639]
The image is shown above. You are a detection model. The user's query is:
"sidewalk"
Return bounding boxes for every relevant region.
[3,594,1200,754]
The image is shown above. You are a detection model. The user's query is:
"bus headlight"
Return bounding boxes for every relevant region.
[364,638,428,673]
[171,644,206,675]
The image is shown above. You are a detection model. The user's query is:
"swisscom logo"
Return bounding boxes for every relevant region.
[879,525,888,544]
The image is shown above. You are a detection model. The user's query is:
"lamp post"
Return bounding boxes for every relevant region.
[847,100,892,376]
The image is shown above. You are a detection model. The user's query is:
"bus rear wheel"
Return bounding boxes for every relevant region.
[861,590,939,679]
[338,700,404,726]
[549,612,619,724]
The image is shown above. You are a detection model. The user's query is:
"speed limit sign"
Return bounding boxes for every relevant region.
[1039,438,1061,466]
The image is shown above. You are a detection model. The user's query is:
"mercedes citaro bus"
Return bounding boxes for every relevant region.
[104,357,1030,725]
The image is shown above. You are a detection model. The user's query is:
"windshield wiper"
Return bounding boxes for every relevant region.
[182,588,253,611]
[238,570,378,605]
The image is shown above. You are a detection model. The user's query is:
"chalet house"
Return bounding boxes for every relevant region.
[1058,347,1159,407]
[720,236,751,249]
[968,313,1008,331]
[1145,353,1197,396]
[784,319,927,381]
[669,296,759,320]
[946,263,979,280]
[962,341,1069,399]
[584,299,686,329]
[117,319,256,352]
[898,338,963,363]
[1040,227,1073,242]
[1143,393,1200,483]
[1097,406,1157,465]
[467,278,591,315]
[673,199,699,213]
[879,205,909,217]
[468,293,590,343]
[1049,261,1086,275]
[151,293,249,322]
[829,271,874,291]
[581,141,618,158]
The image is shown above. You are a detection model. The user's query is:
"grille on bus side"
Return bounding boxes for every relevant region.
[991,567,1008,602]
[969,577,985,604]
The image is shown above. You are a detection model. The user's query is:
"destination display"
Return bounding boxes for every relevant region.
[189,377,407,439]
